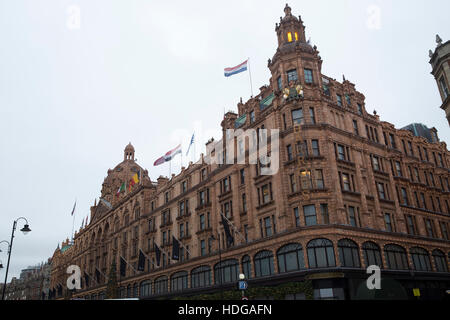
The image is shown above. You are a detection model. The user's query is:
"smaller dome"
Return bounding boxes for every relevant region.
[125,142,135,152]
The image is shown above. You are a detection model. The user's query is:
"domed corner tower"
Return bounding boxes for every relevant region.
[99,143,152,207]
[269,3,323,95]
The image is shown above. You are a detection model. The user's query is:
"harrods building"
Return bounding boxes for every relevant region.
[50,5,450,300]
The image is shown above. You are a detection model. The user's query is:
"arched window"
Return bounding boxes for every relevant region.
[307,238,336,268]
[154,276,168,295]
[294,32,299,41]
[119,286,125,298]
[277,243,305,273]
[384,244,409,270]
[254,250,274,277]
[191,265,211,288]
[139,280,152,298]
[126,284,131,298]
[242,255,252,279]
[338,239,361,268]
[362,242,383,268]
[171,271,188,292]
[432,249,448,272]
[214,259,239,284]
[133,283,138,298]
[410,247,432,271]
[287,32,293,42]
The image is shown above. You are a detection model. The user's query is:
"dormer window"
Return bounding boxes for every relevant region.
[287,32,293,42]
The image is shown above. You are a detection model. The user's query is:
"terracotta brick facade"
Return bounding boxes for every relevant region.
[50,4,450,300]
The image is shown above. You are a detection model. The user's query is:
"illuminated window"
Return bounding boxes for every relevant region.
[294,32,299,41]
[287,32,293,42]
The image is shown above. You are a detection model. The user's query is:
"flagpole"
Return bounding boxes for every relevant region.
[248,57,254,97]
[71,199,76,243]
[172,235,192,257]
[220,211,246,244]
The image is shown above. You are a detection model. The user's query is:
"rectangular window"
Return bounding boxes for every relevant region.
[414,167,420,182]
[320,204,329,224]
[353,120,359,135]
[357,103,363,115]
[420,193,427,210]
[395,161,402,177]
[264,216,272,237]
[200,240,206,256]
[242,193,247,213]
[377,182,386,200]
[341,173,351,191]
[425,219,435,238]
[179,223,184,238]
[303,204,317,226]
[294,207,300,227]
[389,134,396,149]
[408,141,414,156]
[336,94,342,107]
[400,187,408,206]
[292,108,304,125]
[287,69,298,83]
[337,144,346,161]
[311,140,320,157]
[348,206,357,227]
[261,184,271,203]
[240,168,245,184]
[406,215,415,235]
[384,213,393,232]
[304,68,313,84]
[440,222,449,240]
[309,107,316,124]
[199,214,205,231]
[277,76,282,90]
[250,110,255,123]
[345,94,351,106]
[372,156,380,171]
[287,144,293,161]
[315,169,324,189]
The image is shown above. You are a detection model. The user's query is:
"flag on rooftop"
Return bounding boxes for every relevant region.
[224,59,248,77]
[186,133,195,156]
[153,144,182,166]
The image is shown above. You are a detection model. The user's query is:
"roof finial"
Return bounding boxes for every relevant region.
[429,49,433,58]
[284,3,292,16]
[436,34,443,46]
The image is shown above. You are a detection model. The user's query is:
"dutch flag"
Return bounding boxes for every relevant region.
[153,144,182,166]
[224,59,248,77]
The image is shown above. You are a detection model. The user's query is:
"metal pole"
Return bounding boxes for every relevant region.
[247,58,254,97]
[218,233,223,300]
[2,220,17,300]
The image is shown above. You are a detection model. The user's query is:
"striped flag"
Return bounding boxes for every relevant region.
[224,59,248,77]
[153,144,182,166]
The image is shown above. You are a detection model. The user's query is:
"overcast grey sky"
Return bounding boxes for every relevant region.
[0,0,449,281]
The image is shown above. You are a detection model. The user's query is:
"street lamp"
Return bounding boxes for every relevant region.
[0,240,10,253]
[1,217,32,300]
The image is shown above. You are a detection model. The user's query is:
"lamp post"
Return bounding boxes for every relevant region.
[1,217,32,300]
[0,240,11,270]
[239,273,246,299]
